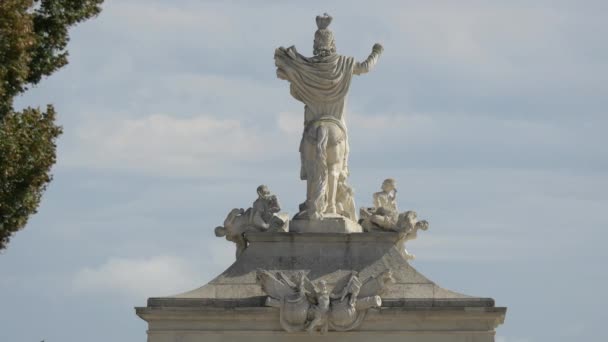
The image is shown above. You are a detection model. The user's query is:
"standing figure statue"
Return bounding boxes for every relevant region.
[275,13,383,220]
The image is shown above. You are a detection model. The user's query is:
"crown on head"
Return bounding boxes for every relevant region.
[315,13,333,30]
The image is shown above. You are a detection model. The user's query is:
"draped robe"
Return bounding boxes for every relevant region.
[275,45,381,220]
[275,46,354,182]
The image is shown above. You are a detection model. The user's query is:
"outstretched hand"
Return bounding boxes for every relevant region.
[372,43,384,54]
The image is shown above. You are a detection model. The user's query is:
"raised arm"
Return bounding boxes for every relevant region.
[275,47,291,80]
[353,43,383,75]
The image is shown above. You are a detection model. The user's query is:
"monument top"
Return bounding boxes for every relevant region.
[136,13,506,339]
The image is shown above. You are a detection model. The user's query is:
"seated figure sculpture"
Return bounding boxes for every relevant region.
[359,178,399,231]
[360,179,429,259]
[215,185,288,258]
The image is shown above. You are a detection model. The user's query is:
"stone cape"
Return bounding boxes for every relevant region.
[136,231,506,341]
[275,46,355,107]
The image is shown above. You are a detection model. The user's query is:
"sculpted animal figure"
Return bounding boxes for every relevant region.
[215,185,286,258]
[214,208,260,258]
[396,211,429,260]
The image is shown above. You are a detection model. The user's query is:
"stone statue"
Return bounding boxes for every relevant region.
[215,185,288,258]
[359,178,399,231]
[360,179,429,259]
[275,13,383,221]
[305,280,330,334]
[257,269,393,334]
[335,172,357,221]
[396,211,429,260]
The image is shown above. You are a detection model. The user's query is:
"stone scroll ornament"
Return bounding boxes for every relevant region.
[360,178,430,259]
[257,269,394,334]
[215,185,289,258]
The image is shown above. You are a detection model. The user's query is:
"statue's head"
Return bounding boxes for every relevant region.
[313,13,336,57]
[381,178,396,193]
[318,280,328,294]
[257,184,271,199]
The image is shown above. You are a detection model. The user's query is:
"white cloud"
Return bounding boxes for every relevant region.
[63,114,273,176]
[102,0,234,37]
[277,111,302,135]
[151,73,284,116]
[347,110,570,153]
[389,3,564,65]
[349,111,435,142]
[61,108,582,176]
[72,256,199,299]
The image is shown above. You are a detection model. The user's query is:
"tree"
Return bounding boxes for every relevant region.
[0,0,104,250]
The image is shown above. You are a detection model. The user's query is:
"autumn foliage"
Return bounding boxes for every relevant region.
[0,0,103,249]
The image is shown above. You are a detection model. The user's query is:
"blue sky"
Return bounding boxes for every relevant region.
[1,1,607,341]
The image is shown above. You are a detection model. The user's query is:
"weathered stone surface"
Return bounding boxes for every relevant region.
[158,232,476,302]
[136,305,505,342]
[137,232,505,341]
[290,214,363,233]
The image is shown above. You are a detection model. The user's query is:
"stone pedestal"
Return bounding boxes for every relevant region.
[137,305,504,342]
[136,232,506,341]
[290,214,363,233]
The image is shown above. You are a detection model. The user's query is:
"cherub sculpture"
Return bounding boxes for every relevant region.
[257,269,394,334]
[359,178,398,230]
[335,171,357,221]
[360,179,429,259]
[215,185,288,258]
[305,280,330,334]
